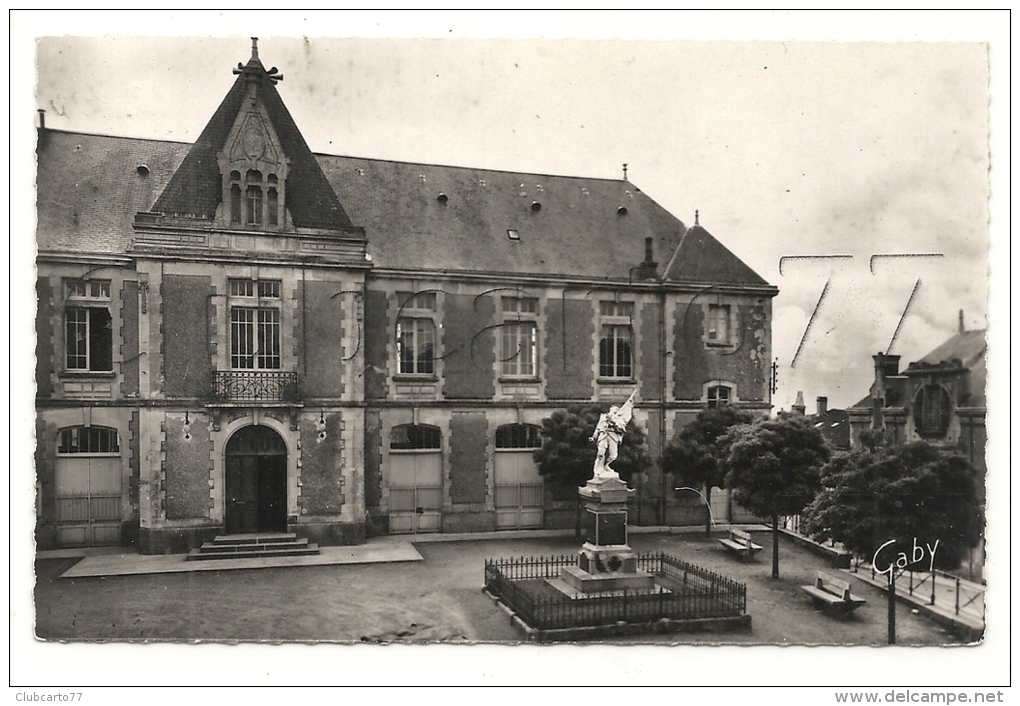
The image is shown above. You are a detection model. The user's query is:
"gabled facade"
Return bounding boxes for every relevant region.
[35,40,778,553]
[847,327,987,478]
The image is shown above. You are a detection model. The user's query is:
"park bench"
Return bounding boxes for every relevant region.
[801,571,867,617]
[717,528,763,561]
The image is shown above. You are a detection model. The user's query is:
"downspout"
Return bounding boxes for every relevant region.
[301,266,307,381]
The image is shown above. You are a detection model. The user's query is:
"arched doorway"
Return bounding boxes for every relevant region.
[388,423,443,534]
[493,424,544,530]
[225,425,288,535]
[54,425,123,547]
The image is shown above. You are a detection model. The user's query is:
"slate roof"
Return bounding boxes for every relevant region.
[809,408,851,450]
[36,126,771,287]
[35,129,190,255]
[151,53,354,230]
[317,155,768,284]
[911,329,987,408]
[850,329,987,409]
[915,329,986,370]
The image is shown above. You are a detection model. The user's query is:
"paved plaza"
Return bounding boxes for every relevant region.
[33,528,978,645]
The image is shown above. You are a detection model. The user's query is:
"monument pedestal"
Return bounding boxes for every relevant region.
[555,474,655,595]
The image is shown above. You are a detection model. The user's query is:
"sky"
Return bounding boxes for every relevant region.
[9,10,1010,689]
[22,13,1000,413]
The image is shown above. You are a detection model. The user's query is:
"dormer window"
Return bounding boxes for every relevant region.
[218,103,289,229]
[246,169,263,225]
[225,167,283,228]
[267,174,279,226]
[229,171,242,224]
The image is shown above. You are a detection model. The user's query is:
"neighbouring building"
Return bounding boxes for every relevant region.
[35,40,777,553]
[847,319,987,578]
[847,322,987,477]
[791,393,850,452]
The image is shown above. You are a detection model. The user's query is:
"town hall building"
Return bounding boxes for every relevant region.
[35,40,777,554]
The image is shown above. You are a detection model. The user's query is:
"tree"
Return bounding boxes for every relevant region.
[533,405,652,489]
[803,442,983,571]
[662,406,753,536]
[723,414,831,578]
[533,405,653,539]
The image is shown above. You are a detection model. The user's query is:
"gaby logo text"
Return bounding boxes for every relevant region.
[872,537,940,577]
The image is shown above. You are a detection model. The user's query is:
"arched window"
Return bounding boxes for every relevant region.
[495,424,542,449]
[914,384,952,439]
[390,424,442,450]
[267,174,279,226]
[230,184,242,223]
[58,426,120,454]
[229,171,242,224]
[707,384,733,408]
[245,169,263,225]
[267,187,279,226]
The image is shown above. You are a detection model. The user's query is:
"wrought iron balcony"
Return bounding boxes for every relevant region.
[212,370,299,402]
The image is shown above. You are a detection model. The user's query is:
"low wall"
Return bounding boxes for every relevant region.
[780,528,852,568]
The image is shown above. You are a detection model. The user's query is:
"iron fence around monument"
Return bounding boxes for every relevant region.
[484,552,746,630]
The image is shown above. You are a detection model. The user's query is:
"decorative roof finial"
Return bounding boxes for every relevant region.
[622,163,628,181]
[232,38,283,83]
[695,209,699,226]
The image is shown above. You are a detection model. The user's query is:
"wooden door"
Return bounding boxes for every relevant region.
[54,456,122,547]
[225,426,287,535]
[494,451,544,530]
[389,452,443,533]
[225,454,259,534]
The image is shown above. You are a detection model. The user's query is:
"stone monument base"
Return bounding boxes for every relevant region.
[550,473,660,597]
[578,541,638,574]
[559,565,656,594]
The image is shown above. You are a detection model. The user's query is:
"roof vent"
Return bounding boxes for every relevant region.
[507,229,520,240]
[136,165,150,177]
[531,201,541,212]
[437,193,448,204]
[617,206,628,216]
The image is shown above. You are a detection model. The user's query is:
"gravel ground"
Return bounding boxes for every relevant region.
[34,531,962,645]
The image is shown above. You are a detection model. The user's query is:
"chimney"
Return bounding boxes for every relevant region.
[637,236,658,279]
[873,352,900,379]
[37,109,45,130]
[816,396,828,417]
[792,391,806,416]
[959,309,965,334]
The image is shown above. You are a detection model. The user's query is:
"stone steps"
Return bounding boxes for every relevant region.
[186,533,320,561]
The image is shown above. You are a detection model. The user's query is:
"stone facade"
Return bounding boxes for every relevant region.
[34,40,777,552]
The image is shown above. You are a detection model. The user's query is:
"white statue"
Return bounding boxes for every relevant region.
[590,390,636,479]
